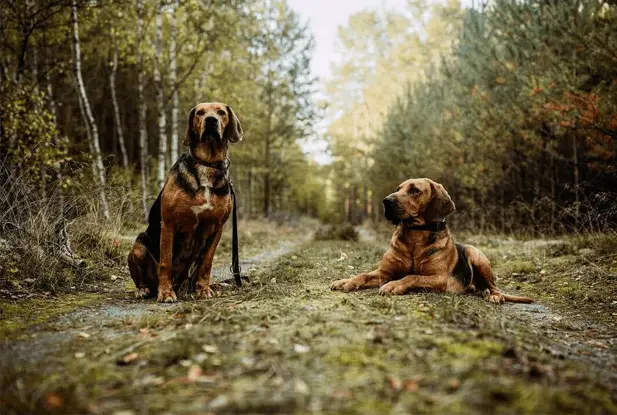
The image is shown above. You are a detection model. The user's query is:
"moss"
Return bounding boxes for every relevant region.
[0,293,103,337]
[494,259,536,275]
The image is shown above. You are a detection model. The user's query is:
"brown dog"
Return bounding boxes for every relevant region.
[128,102,242,303]
[330,178,533,303]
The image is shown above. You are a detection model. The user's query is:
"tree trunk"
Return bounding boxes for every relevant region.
[72,0,110,220]
[155,1,167,190]
[169,0,179,164]
[137,0,149,221]
[109,43,128,169]
[572,134,579,230]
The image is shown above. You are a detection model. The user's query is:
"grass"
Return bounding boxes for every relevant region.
[1,234,616,414]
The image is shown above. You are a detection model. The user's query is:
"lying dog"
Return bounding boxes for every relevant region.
[331,178,533,303]
[128,102,242,303]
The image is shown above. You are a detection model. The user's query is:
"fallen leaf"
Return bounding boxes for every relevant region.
[187,365,203,381]
[448,378,461,391]
[117,352,139,365]
[45,393,63,410]
[77,332,90,339]
[403,379,419,392]
[386,375,402,391]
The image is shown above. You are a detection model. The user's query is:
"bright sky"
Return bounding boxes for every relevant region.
[287,0,473,163]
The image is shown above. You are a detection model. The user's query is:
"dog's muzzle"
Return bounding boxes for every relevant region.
[383,195,404,225]
[201,116,221,141]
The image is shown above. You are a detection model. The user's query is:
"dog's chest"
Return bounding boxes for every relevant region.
[188,166,230,222]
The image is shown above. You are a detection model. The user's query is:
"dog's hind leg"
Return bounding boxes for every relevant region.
[465,245,533,304]
[128,236,158,299]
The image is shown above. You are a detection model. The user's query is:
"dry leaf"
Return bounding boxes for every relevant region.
[117,352,139,365]
[403,379,419,392]
[45,393,63,410]
[187,365,203,381]
[386,375,402,391]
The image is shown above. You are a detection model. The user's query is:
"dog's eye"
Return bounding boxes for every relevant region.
[409,187,420,194]
[217,110,226,116]
[196,110,205,116]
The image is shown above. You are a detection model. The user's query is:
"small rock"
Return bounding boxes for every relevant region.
[74,352,85,359]
[208,395,229,410]
[270,278,277,284]
[202,344,218,354]
[294,344,310,354]
[294,379,309,395]
[77,332,90,339]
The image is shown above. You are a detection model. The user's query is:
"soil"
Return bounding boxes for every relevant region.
[1,224,616,414]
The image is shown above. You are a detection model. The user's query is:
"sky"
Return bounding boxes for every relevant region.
[287,0,473,163]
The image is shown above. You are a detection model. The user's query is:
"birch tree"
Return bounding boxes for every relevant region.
[155,0,167,190]
[71,0,110,220]
[109,38,128,169]
[137,0,149,220]
[169,0,179,164]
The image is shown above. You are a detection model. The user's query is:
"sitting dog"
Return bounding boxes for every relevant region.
[330,178,533,303]
[128,102,242,303]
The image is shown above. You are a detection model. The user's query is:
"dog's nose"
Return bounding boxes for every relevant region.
[205,116,218,125]
[383,196,396,208]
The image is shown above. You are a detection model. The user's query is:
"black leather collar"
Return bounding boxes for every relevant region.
[404,220,447,232]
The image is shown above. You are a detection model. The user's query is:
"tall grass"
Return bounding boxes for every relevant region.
[0,161,140,294]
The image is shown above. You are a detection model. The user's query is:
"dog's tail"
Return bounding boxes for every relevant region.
[502,293,534,303]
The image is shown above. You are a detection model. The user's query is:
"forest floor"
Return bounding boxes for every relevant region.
[1,220,616,414]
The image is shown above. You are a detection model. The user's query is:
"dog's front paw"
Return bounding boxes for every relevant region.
[330,278,360,292]
[157,288,177,303]
[196,285,214,299]
[379,281,407,295]
[135,287,152,299]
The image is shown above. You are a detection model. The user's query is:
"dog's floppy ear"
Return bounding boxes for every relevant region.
[183,107,197,146]
[224,105,243,143]
[424,180,455,222]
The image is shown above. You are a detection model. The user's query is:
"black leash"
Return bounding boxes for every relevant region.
[229,181,243,287]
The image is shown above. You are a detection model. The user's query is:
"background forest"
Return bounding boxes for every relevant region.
[2,0,617,245]
[327,0,617,234]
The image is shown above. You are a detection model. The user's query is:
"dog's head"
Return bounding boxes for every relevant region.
[183,102,243,147]
[383,178,455,226]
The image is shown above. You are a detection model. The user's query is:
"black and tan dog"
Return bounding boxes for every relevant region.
[331,178,533,303]
[128,102,242,303]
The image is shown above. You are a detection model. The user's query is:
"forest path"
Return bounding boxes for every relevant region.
[1,228,616,414]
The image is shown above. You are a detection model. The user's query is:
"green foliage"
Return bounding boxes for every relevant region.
[327,0,617,233]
